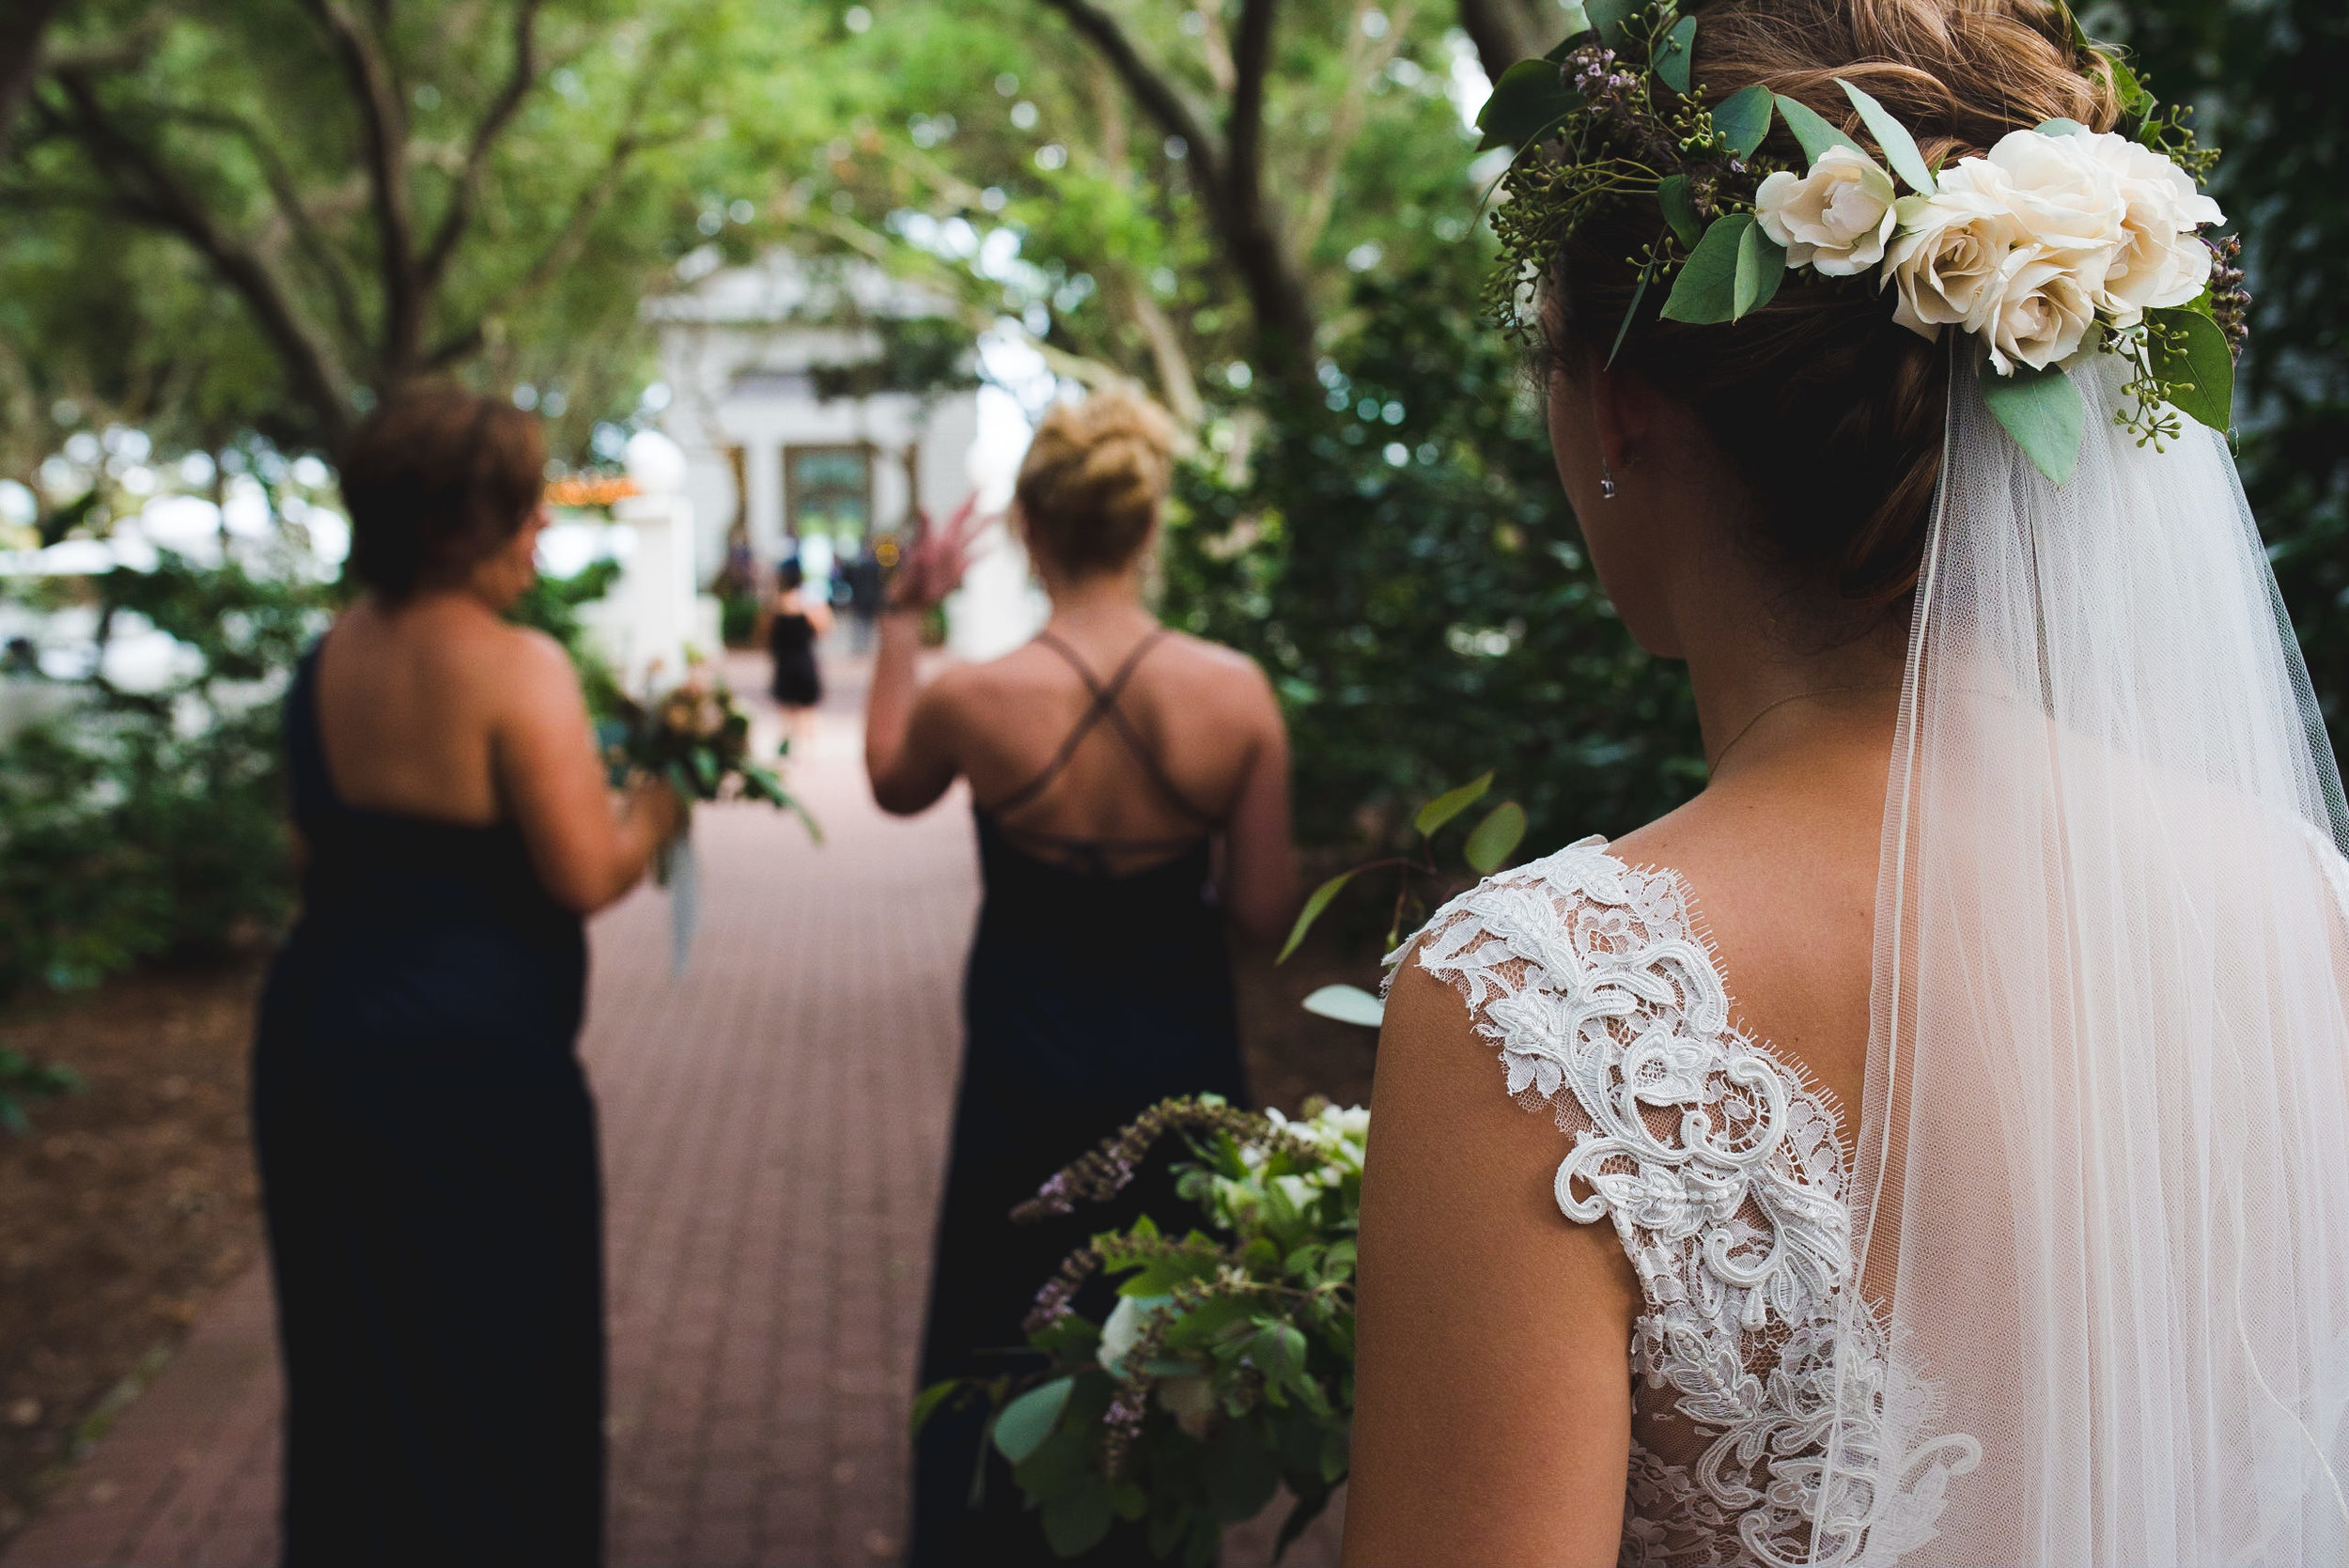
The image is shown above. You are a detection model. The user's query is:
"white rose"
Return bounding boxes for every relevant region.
[1983,128,2126,265]
[1976,244,2101,373]
[2069,129,2224,322]
[1884,163,2025,342]
[1754,146,1899,276]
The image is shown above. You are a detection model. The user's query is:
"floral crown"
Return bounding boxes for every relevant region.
[1479,0,2248,483]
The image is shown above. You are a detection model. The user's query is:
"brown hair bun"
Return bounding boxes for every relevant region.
[1551,0,2124,608]
[340,384,546,601]
[1014,388,1178,578]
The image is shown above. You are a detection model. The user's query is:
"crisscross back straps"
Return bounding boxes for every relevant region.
[982,628,1221,831]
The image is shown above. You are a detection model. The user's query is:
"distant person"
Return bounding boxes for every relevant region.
[865,389,1297,1565]
[253,386,680,1566]
[766,558,832,748]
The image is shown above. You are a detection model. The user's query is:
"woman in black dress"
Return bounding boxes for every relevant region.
[767,558,832,746]
[865,390,1297,1564]
[254,387,681,1566]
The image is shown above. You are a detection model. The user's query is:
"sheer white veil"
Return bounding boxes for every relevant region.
[1816,350,2349,1564]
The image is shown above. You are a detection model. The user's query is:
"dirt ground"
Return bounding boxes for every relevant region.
[0,960,269,1545]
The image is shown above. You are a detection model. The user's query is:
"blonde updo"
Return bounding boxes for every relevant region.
[1014,388,1178,577]
[1550,0,2126,608]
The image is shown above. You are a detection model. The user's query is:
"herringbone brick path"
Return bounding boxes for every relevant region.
[1,649,1344,1568]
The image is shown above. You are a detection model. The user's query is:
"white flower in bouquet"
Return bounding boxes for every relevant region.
[1755,146,1899,276]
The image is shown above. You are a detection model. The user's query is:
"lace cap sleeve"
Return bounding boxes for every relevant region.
[1386,836,1850,1332]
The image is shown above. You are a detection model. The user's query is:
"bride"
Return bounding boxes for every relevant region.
[1344,0,2349,1563]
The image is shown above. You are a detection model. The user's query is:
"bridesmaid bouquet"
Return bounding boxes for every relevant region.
[600,670,818,970]
[918,1095,1364,1566]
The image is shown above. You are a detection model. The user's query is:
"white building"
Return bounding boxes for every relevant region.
[644,252,984,588]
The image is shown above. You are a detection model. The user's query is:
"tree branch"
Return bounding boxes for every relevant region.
[296,0,419,376]
[148,103,370,356]
[1220,0,1315,382]
[1033,0,1227,209]
[415,0,546,297]
[47,73,351,443]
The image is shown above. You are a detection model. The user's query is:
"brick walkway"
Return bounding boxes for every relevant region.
[1,648,1341,1568]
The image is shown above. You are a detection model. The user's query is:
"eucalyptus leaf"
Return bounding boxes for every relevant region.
[1413,770,1493,836]
[1660,213,1750,324]
[1732,220,1786,320]
[2147,305,2235,431]
[991,1376,1073,1466]
[2036,116,2088,136]
[1774,93,1865,166]
[1302,984,1386,1028]
[1712,82,1773,160]
[2108,55,2154,122]
[1980,362,2086,485]
[1657,174,1701,248]
[1279,867,1358,963]
[1654,15,1696,95]
[1476,59,1581,151]
[1836,77,1936,194]
[1464,800,1529,875]
[1607,252,1657,370]
[1585,0,1635,49]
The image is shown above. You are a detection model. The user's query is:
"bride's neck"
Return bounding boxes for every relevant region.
[1674,569,1909,783]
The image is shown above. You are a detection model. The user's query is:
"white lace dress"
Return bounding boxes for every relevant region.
[1393,837,1978,1568]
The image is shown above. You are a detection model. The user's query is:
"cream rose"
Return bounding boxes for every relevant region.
[1977,245,2102,372]
[1884,163,2023,343]
[1754,145,1899,276]
[2069,129,2225,322]
[1983,128,2126,265]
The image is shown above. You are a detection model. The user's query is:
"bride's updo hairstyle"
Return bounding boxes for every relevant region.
[1014,387,1178,578]
[1550,0,2123,605]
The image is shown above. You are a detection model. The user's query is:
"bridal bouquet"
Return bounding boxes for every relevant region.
[918,1096,1364,1566]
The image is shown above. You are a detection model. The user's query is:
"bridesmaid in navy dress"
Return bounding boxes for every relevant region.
[865,390,1298,1564]
[254,387,681,1566]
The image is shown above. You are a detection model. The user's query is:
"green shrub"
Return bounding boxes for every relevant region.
[1161,266,1703,856]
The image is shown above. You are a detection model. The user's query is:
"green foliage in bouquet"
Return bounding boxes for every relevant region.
[599,673,819,842]
[918,1096,1364,1566]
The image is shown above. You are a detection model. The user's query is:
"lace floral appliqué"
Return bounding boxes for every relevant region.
[1392,837,1980,1568]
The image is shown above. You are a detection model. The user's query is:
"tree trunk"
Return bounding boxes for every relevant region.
[0,0,70,166]
[1454,0,1549,83]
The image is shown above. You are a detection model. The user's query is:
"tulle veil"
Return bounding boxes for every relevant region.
[1813,350,2349,1563]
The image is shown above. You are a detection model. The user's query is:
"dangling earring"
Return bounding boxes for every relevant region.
[1600,458,1619,502]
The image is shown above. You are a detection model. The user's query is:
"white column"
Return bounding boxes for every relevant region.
[744,434,786,562]
[615,431,700,688]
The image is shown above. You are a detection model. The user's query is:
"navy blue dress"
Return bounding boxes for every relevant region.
[910,630,1250,1565]
[253,647,603,1566]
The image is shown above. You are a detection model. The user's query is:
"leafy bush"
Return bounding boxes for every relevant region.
[508,555,626,715]
[1161,266,1703,857]
[0,554,330,1004]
